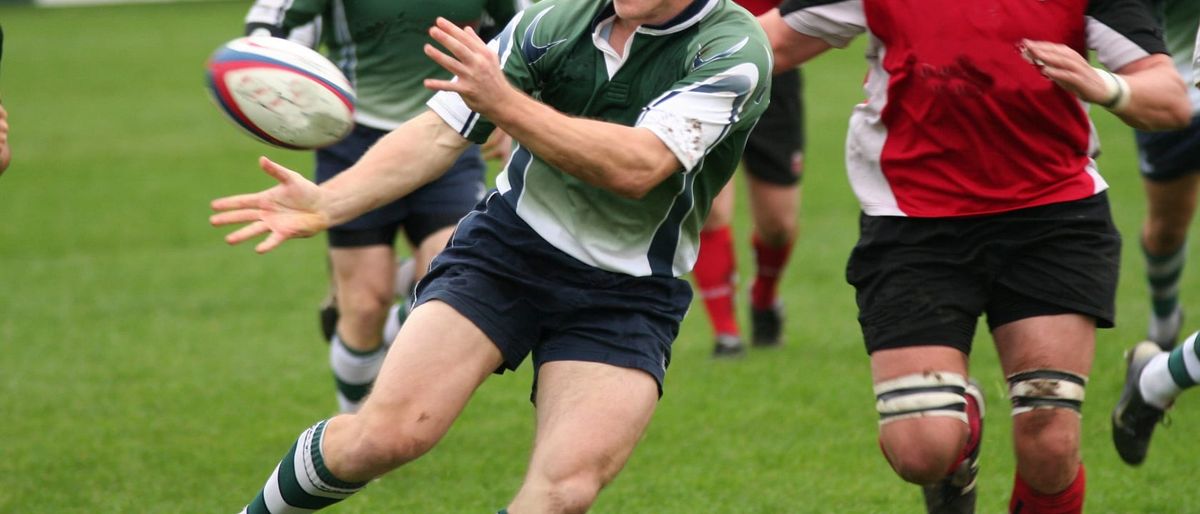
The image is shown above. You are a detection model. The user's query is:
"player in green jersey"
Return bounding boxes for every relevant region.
[243,0,522,413]
[213,0,771,512]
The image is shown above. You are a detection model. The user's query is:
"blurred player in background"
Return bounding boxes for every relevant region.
[697,0,805,358]
[243,0,523,413]
[1112,0,1200,467]
[1131,0,1200,351]
[212,0,771,512]
[762,1,1189,513]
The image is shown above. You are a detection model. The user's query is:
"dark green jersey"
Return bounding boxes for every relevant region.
[429,0,771,277]
[245,0,525,129]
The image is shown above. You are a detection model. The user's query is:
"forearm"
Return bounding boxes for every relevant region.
[759,9,832,72]
[487,88,679,199]
[1110,59,1192,131]
[321,111,470,225]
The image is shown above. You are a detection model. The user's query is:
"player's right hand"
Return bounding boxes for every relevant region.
[210,156,330,254]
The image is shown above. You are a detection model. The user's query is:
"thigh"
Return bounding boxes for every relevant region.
[528,360,659,481]
[993,314,1094,379]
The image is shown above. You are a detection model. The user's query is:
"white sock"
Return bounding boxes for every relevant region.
[330,334,386,413]
[1140,331,1200,409]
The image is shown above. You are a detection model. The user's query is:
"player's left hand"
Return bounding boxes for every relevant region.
[1019,39,1113,104]
[423,17,516,117]
[482,129,512,163]
[209,156,329,254]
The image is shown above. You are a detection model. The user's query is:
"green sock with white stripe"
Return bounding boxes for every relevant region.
[1144,240,1185,316]
[239,420,367,514]
[1140,331,1200,409]
[330,334,386,413]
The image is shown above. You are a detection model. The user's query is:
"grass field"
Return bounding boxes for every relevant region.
[1,2,1198,512]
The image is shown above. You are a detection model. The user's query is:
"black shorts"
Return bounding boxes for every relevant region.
[315,123,486,248]
[742,68,804,185]
[846,193,1121,355]
[413,193,694,397]
[1135,114,1200,181]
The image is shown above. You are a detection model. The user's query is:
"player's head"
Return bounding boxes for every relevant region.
[612,0,694,26]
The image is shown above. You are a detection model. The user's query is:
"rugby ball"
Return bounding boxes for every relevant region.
[205,36,355,150]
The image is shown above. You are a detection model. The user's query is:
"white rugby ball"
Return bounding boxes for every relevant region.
[205,36,356,150]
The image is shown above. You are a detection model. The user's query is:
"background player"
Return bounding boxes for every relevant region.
[762,1,1189,512]
[1133,0,1200,350]
[211,0,772,512]
[243,0,521,413]
[1112,1,1200,466]
[697,0,805,358]
[0,103,10,175]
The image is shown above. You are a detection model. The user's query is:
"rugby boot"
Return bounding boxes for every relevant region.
[712,334,746,358]
[750,302,784,347]
[922,380,984,514]
[1112,341,1167,466]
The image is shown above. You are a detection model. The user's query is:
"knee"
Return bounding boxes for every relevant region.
[338,286,394,323]
[1142,227,1188,256]
[526,472,604,514]
[755,215,797,245]
[879,422,966,485]
[1013,412,1080,489]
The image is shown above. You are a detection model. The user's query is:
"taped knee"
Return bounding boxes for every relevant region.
[1007,369,1087,416]
[874,372,969,426]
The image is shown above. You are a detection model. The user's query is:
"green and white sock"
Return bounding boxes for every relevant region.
[1144,241,1185,316]
[1140,331,1200,409]
[239,420,367,514]
[330,334,386,414]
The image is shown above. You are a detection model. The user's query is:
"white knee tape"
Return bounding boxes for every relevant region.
[1007,369,1087,416]
[874,372,968,425]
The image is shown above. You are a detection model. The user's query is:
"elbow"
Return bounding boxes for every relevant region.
[607,163,674,200]
[609,175,657,200]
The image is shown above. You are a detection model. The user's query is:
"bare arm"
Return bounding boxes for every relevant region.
[0,103,9,174]
[758,8,833,71]
[424,17,679,199]
[1022,40,1190,131]
[210,110,470,253]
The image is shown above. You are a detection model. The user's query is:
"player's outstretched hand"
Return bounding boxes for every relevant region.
[210,156,329,254]
[1019,39,1113,104]
[423,17,515,117]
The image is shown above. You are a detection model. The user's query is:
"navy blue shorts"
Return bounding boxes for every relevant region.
[847,193,1121,355]
[411,193,694,396]
[1135,114,1200,181]
[315,123,486,247]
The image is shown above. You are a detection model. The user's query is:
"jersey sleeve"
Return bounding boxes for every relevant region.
[427,8,544,144]
[777,0,865,49]
[1086,0,1167,71]
[636,35,772,172]
[244,0,327,42]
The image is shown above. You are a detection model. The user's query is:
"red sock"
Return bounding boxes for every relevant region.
[750,233,794,310]
[1009,464,1085,514]
[694,226,739,336]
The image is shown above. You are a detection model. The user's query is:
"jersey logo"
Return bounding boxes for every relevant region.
[692,37,748,70]
[521,7,567,64]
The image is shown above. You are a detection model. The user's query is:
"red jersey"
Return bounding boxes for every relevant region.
[779,0,1165,217]
[735,0,781,16]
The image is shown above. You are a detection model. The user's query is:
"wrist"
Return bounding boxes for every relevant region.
[1093,67,1131,112]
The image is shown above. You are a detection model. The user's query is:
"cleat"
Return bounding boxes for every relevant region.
[712,334,746,358]
[318,284,338,343]
[1111,341,1166,466]
[750,303,784,347]
[922,380,983,514]
[1148,307,1183,351]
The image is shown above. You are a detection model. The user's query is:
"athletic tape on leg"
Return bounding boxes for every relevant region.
[1006,369,1087,416]
[874,372,968,425]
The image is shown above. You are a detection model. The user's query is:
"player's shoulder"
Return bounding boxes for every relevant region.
[692,2,772,71]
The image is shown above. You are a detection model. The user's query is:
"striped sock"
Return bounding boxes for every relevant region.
[1140,331,1200,409]
[239,420,367,514]
[749,233,793,311]
[1144,241,1185,319]
[330,334,386,414]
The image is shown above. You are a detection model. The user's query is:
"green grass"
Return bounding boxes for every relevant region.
[1,2,1197,512]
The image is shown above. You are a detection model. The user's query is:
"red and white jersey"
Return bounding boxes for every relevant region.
[779,0,1166,217]
[736,0,781,16]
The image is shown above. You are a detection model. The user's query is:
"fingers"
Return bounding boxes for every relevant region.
[424,43,469,78]
[255,231,289,254]
[211,192,265,212]
[209,208,262,227]
[224,220,270,246]
[259,156,297,184]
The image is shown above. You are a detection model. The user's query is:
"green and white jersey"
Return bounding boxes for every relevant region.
[1159,0,1200,110]
[429,0,771,277]
[245,0,527,130]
